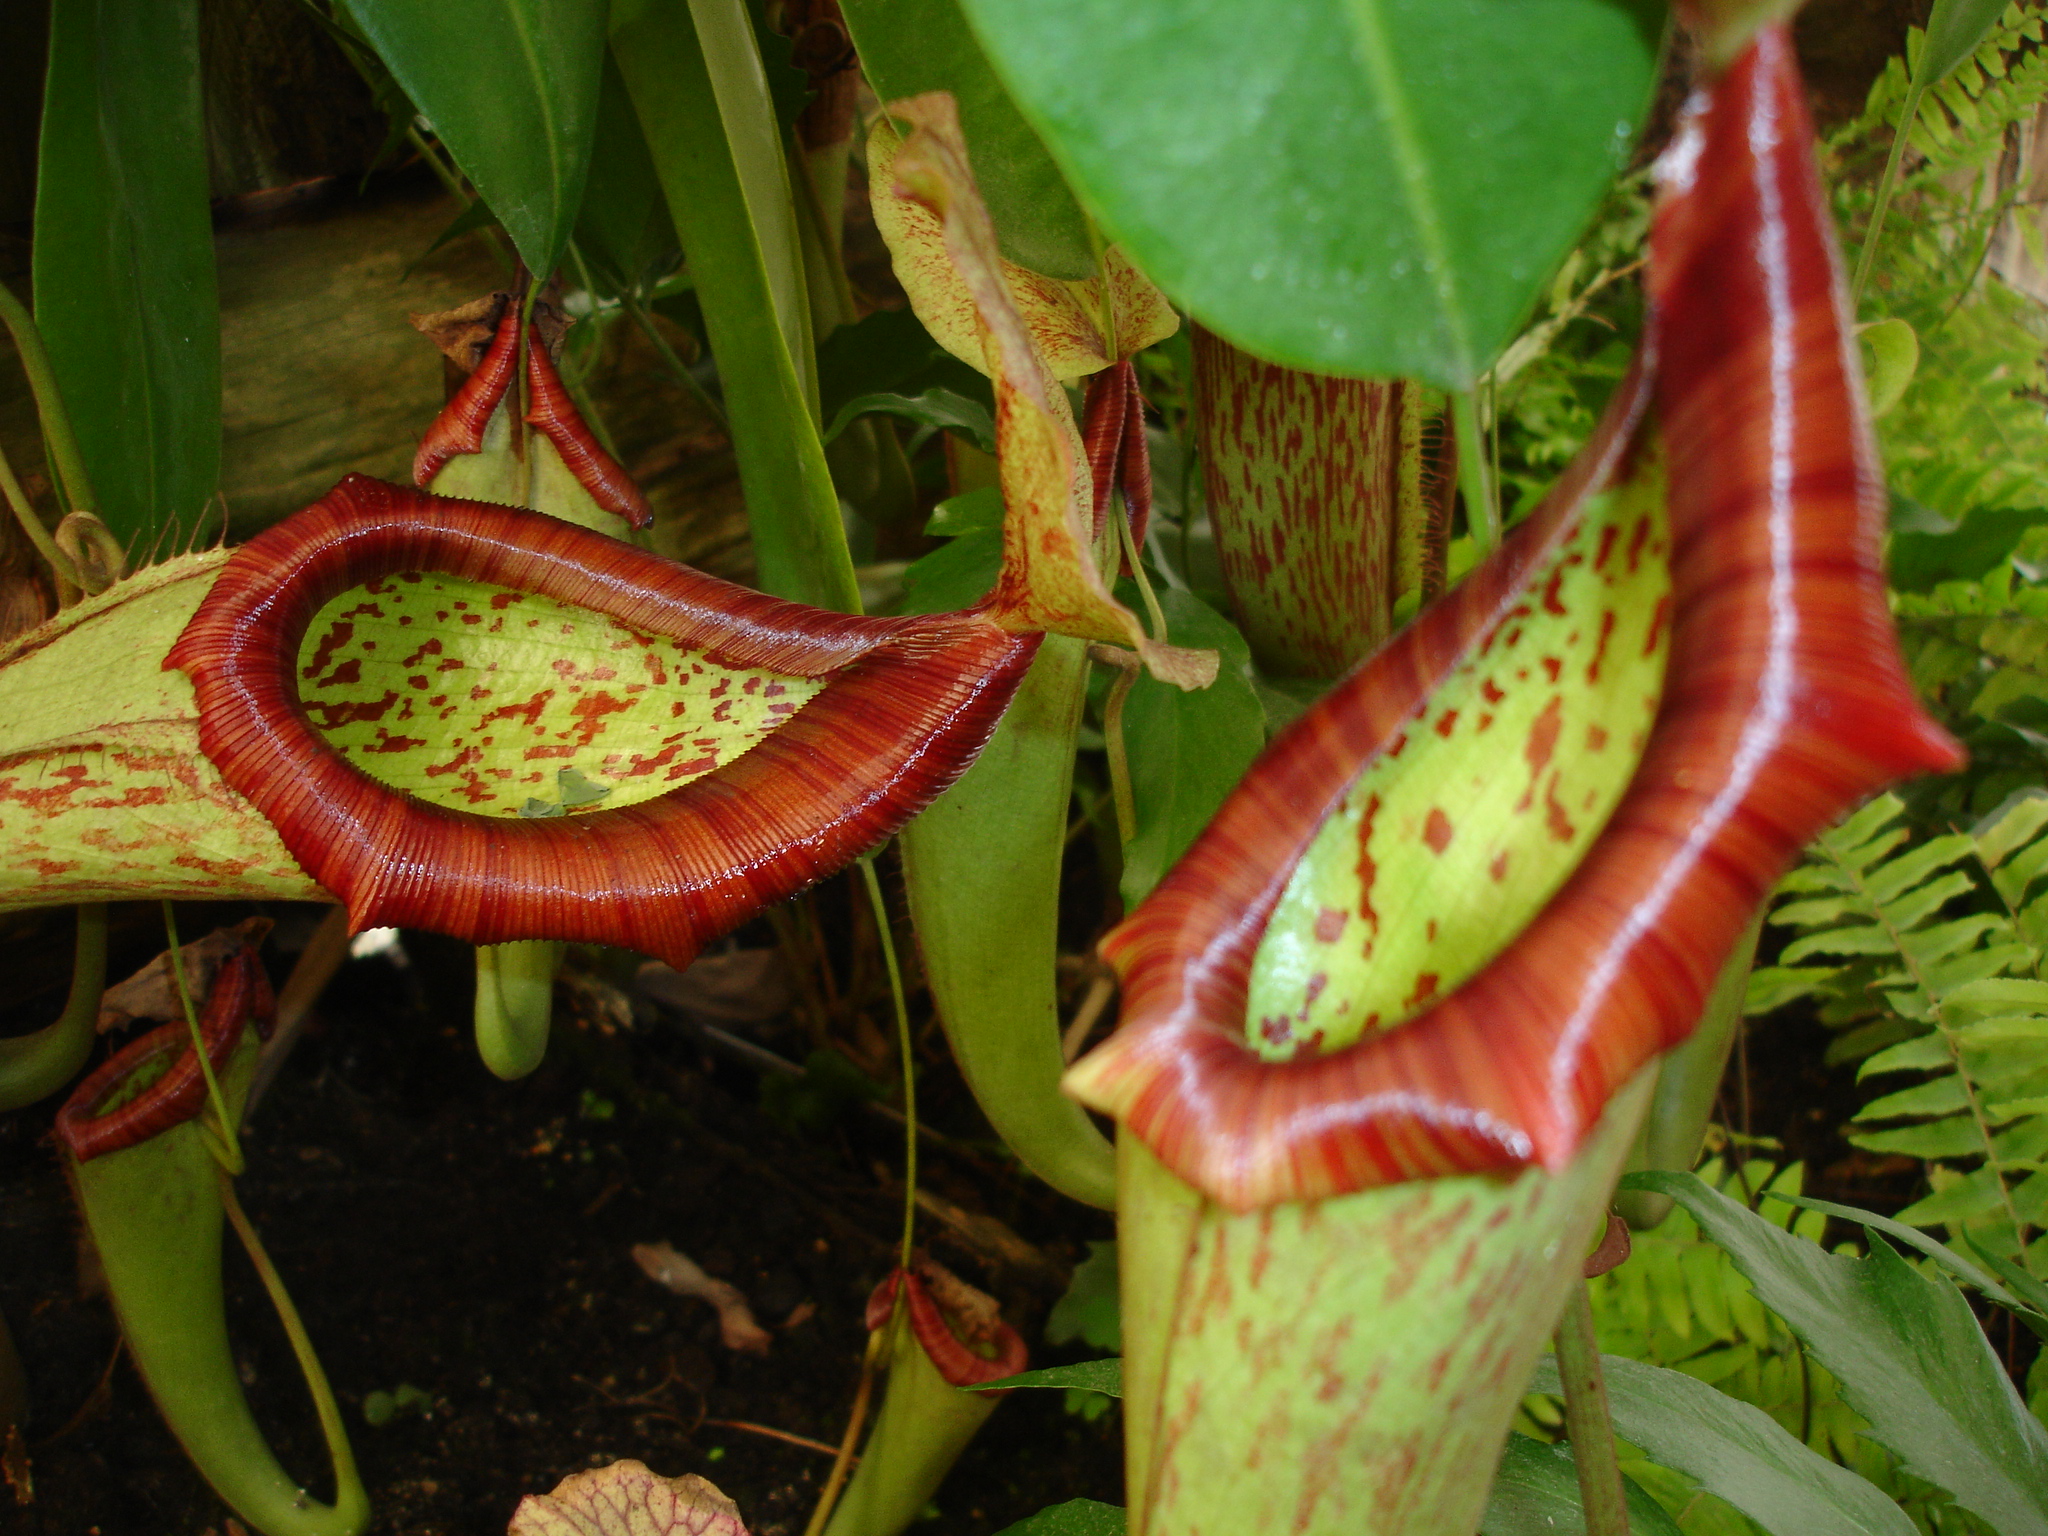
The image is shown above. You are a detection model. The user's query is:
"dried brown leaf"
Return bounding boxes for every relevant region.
[508,1461,747,1536]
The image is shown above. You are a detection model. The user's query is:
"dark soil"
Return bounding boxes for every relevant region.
[0,897,1122,1536]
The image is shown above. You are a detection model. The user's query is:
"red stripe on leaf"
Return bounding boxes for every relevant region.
[1064,28,1961,1210]
[169,476,1036,970]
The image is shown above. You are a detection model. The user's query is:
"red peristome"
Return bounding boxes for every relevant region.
[1067,26,1962,1211]
[169,475,1037,972]
[523,332,654,529]
[413,305,521,490]
[56,943,274,1162]
[864,1268,1028,1390]
[412,305,653,529]
[1080,360,1153,566]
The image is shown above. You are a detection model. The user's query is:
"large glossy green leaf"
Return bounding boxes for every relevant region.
[343,0,607,278]
[1482,1434,1680,1536]
[33,0,219,552]
[841,0,1095,278]
[1529,1354,1916,1536]
[1628,1170,2048,1536]
[1118,589,1265,906]
[958,0,1664,386]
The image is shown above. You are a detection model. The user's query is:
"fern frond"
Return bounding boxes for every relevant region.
[1748,793,2048,1270]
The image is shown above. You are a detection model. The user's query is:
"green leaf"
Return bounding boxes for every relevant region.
[991,1500,1126,1536]
[923,486,1004,538]
[1763,1192,2022,1309]
[825,388,996,453]
[841,0,1095,278]
[33,0,220,552]
[1046,1241,1121,1353]
[1481,1434,1680,1536]
[1625,1170,2048,1535]
[573,47,677,293]
[816,307,990,426]
[1919,0,2012,88]
[343,0,607,279]
[1527,1357,1913,1536]
[1860,317,1919,419]
[957,0,1662,386]
[969,1358,1123,1396]
[897,526,1003,616]
[1117,591,1266,906]
[611,0,856,612]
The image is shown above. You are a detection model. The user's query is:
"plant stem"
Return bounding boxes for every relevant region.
[1554,1281,1629,1536]
[0,437,83,595]
[1091,646,1140,846]
[0,277,99,518]
[1851,79,1926,311]
[803,1327,885,1536]
[216,1168,365,1519]
[859,854,918,1272]
[162,902,243,1176]
[1117,502,1169,643]
[0,903,106,1112]
[1451,388,1498,554]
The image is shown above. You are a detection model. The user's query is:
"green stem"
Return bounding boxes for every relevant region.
[1117,500,1168,643]
[162,902,243,1177]
[1451,388,1497,554]
[1850,79,1926,312]
[0,903,106,1112]
[612,0,857,613]
[0,277,99,517]
[68,1043,369,1536]
[1100,654,1139,847]
[859,855,918,1272]
[0,437,83,598]
[217,1169,363,1524]
[898,636,1117,1209]
[1555,1282,1629,1536]
[687,0,818,418]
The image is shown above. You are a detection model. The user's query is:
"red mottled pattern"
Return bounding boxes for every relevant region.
[412,307,653,528]
[1196,326,1411,678]
[1067,28,1963,1210]
[863,1267,1028,1389]
[56,942,274,1162]
[170,476,1037,970]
